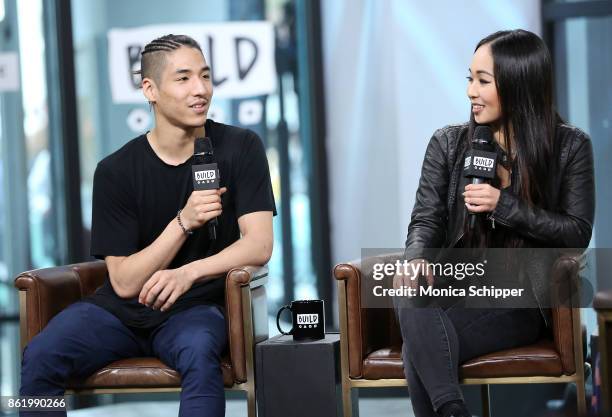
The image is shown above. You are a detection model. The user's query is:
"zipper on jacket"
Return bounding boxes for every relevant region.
[487,213,510,229]
[450,232,464,249]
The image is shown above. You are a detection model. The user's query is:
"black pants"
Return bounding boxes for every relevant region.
[394,298,543,417]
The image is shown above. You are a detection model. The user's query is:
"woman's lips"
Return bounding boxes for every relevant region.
[472,104,484,114]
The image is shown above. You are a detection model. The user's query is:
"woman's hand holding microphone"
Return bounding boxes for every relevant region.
[463,183,500,213]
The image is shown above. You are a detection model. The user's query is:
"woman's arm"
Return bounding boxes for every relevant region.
[405,128,452,260]
[489,134,594,248]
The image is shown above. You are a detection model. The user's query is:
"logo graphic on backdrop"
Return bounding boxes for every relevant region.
[108,22,277,103]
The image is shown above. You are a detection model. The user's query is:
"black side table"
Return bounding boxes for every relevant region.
[256,333,342,417]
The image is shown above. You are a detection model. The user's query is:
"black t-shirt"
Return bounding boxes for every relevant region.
[85,119,276,329]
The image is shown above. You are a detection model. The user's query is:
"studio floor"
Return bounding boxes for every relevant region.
[65,398,416,416]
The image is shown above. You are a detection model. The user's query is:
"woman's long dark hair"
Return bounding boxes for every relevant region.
[465,29,562,248]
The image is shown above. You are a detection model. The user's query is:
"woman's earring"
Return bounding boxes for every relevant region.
[148,101,154,112]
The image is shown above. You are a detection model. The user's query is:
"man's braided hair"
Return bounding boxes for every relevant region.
[134,34,203,86]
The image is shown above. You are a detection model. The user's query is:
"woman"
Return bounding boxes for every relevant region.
[394,30,595,417]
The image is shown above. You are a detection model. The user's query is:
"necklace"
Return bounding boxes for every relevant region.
[495,141,514,171]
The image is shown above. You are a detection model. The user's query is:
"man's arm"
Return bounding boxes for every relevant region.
[139,210,273,311]
[105,219,187,298]
[106,188,226,298]
[187,210,273,278]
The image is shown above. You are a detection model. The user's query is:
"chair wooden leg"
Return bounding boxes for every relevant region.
[246,381,257,417]
[576,379,587,416]
[342,380,358,417]
[480,384,491,417]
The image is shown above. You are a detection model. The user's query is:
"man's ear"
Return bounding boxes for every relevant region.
[142,77,158,103]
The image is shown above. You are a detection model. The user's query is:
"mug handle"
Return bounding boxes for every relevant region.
[276,305,293,335]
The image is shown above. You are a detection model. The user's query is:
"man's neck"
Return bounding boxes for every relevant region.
[147,121,206,166]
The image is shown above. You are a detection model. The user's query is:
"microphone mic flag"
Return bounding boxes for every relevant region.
[463,126,497,230]
[192,137,220,240]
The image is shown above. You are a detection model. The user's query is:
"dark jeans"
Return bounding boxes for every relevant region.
[394,298,543,417]
[20,302,227,417]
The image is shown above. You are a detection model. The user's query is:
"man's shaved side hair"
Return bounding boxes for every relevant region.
[135,34,203,86]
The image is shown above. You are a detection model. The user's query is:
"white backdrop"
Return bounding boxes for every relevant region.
[321,0,540,265]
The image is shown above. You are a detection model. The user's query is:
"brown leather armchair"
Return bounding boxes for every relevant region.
[14,260,269,417]
[334,253,587,417]
[594,290,612,415]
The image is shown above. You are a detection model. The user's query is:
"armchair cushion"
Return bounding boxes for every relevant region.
[360,340,564,380]
[67,356,235,390]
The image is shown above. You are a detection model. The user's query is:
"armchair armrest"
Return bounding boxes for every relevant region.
[225,265,268,383]
[594,291,612,310]
[334,261,363,378]
[14,261,107,350]
[549,253,584,375]
[334,252,403,379]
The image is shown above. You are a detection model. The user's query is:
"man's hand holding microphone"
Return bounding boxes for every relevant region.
[178,187,227,233]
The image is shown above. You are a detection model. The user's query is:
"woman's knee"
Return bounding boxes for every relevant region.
[396,305,440,331]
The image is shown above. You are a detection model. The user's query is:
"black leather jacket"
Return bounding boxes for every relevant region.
[404,123,595,315]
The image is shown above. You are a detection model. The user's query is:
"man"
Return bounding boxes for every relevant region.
[19,34,275,417]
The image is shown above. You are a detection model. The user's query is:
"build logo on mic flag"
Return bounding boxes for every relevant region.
[195,170,216,182]
[463,149,497,179]
[192,163,220,190]
[473,156,495,169]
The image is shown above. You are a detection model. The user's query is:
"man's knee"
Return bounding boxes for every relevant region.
[175,330,224,371]
[185,337,222,363]
[20,332,68,393]
[22,332,59,370]
[20,303,113,384]
[21,305,89,372]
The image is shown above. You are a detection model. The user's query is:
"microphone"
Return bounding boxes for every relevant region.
[463,126,497,230]
[192,137,220,240]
